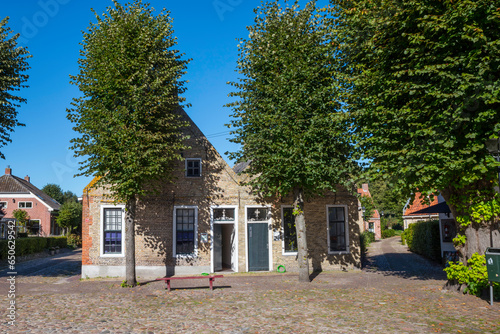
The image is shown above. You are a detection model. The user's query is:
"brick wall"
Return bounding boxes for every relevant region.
[0,196,54,236]
[82,113,362,274]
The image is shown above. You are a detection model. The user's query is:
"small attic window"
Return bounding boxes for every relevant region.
[186,158,202,177]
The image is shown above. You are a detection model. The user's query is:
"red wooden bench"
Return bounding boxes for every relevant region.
[156,275,224,292]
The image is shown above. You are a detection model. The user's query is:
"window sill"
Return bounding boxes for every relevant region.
[282,251,298,256]
[100,253,124,258]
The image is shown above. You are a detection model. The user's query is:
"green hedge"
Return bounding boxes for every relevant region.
[404,220,441,261]
[360,230,376,254]
[0,237,67,260]
[382,229,396,239]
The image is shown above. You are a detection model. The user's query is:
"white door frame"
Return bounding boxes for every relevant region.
[245,205,273,272]
[210,205,238,273]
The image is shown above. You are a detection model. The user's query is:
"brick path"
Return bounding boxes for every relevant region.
[0,238,499,333]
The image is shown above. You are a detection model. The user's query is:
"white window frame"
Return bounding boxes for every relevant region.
[100,204,125,258]
[326,204,350,254]
[173,205,198,258]
[245,205,273,272]
[185,158,202,177]
[0,201,7,209]
[210,205,239,273]
[281,205,298,256]
[18,201,33,209]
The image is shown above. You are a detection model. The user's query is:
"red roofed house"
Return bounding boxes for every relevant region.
[357,183,382,240]
[402,192,439,230]
[0,166,61,238]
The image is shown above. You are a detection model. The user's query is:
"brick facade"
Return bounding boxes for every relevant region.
[81,111,363,278]
[0,167,60,237]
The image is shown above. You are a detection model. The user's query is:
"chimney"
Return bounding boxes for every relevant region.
[5,166,11,175]
[362,183,369,192]
[24,175,30,183]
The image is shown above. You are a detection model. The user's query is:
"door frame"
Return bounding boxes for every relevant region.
[210,205,239,273]
[245,205,273,272]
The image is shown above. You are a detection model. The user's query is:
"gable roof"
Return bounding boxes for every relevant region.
[0,174,61,211]
[403,192,439,216]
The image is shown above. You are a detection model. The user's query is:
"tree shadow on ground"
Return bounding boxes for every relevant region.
[365,249,447,281]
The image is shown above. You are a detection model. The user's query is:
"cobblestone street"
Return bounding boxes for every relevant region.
[1,237,499,333]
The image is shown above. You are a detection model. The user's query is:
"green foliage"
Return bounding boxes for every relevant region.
[367,177,407,220]
[359,195,375,221]
[56,201,82,235]
[360,230,375,254]
[333,0,500,199]
[46,236,67,249]
[401,231,406,245]
[404,220,441,260]
[456,193,500,228]
[381,229,396,239]
[444,253,500,297]
[67,0,190,203]
[12,209,29,227]
[42,184,64,204]
[42,184,78,205]
[67,234,82,249]
[226,0,358,198]
[453,234,467,247]
[0,237,67,260]
[0,17,30,159]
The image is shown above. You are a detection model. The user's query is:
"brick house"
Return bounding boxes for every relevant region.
[402,192,439,230]
[357,184,382,240]
[0,167,61,237]
[81,110,364,279]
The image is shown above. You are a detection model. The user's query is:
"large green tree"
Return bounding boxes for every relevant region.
[227,0,357,282]
[333,0,500,262]
[42,183,64,204]
[56,201,83,236]
[0,17,30,159]
[68,0,190,286]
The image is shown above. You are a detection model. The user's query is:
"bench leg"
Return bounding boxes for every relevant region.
[209,277,214,290]
[167,279,171,292]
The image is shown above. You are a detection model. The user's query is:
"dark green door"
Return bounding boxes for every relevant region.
[248,223,269,271]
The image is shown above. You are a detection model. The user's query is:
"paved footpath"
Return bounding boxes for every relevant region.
[0,238,498,333]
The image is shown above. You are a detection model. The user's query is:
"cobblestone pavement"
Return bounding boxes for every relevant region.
[0,238,499,333]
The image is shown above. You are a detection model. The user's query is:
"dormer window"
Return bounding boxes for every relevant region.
[186,158,202,177]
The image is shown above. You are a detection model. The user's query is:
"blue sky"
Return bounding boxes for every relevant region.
[2,0,328,195]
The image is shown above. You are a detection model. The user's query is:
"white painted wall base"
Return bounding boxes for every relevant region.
[81,265,211,279]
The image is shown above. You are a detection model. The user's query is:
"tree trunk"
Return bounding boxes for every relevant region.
[293,187,310,282]
[441,184,500,264]
[125,196,137,287]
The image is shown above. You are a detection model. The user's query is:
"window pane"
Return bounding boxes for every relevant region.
[176,208,196,255]
[103,208,122,254]
[328,207,347,252]
[247,208,268,222]
[213,208,235,222]
[283,208,297,252]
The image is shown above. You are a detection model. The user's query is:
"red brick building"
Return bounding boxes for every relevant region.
[402,192,439,230]
[357,183,382,240]
[0,166,61,237]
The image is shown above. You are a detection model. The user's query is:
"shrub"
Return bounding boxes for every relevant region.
[67,234,82,248]
[382,229,396,239]
[401,231,406,245]
[444,253,500,298]
[46,236,68,249]
[0,236,68,260]
[360,230,376,253]
[404,220,441,260]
